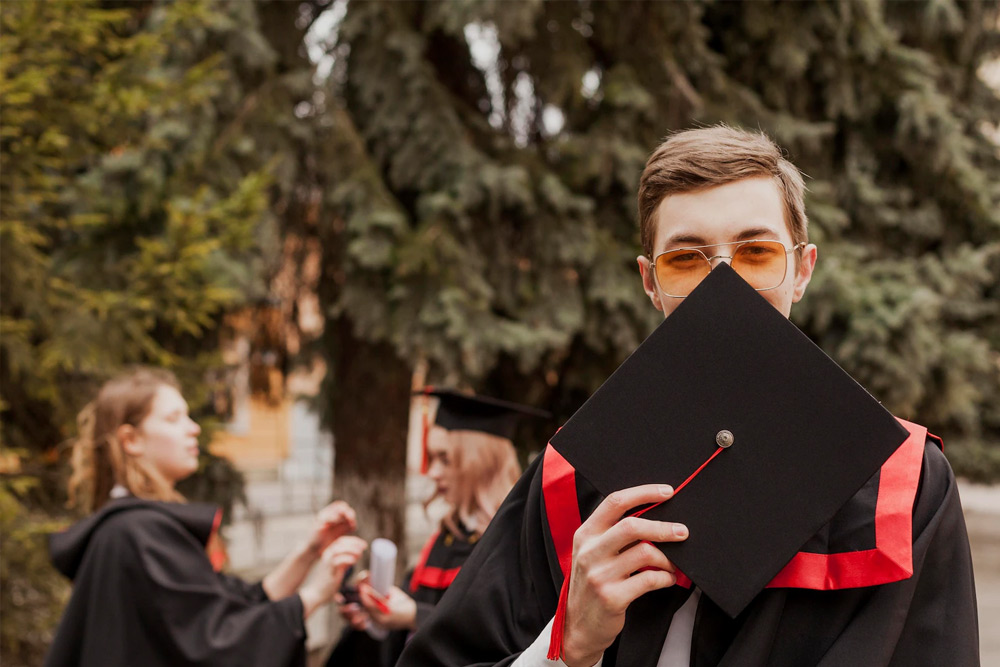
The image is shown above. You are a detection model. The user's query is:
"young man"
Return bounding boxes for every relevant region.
[396,126,979,666]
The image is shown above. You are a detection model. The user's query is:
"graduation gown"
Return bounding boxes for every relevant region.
[397,421,980,667]
[45,498,306,667]
[324,522,480,667]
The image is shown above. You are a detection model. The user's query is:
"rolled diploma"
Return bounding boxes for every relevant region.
[366,538,397,639]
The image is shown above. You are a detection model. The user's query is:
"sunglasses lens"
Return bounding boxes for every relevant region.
[732,241,787,290]
[654,249,711,297]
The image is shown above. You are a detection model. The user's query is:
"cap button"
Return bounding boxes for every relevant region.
[716,430,734,448]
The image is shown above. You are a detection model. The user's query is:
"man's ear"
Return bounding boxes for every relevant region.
[791,243,818,304]
[637,255,664,312]
[118,424,143,456]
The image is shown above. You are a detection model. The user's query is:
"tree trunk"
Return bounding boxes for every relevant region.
[325,316,411,553]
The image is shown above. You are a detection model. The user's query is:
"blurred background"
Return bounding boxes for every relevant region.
[2,0,999,664]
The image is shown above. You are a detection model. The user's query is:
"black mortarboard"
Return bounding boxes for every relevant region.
[549,263,909,618]
[415,388,551,472]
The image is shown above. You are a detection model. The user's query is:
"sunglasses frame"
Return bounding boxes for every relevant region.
[651,239,807,299]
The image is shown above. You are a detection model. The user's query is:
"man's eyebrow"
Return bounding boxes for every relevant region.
[662,226,781,248]
[735,226,780,240]
[664,233,708,246]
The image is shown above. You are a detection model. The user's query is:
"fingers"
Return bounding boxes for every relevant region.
[326,536,368,558]
[601,515,688,555]
[573,515,687,580]
[582,484,675,533]
[324,536,367,572]
[329,553,360,571]
[358,583,389,607]
[339,602,369,630]
[578,563,678,618]
[573,541,677,612]
[606,540,676,579]
[319,501,356,526]
[319,501,357,533]
[614,568,677,607]
[358,583,391,619]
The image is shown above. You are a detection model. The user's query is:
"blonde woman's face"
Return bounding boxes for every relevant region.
[425,426,456,503]
[131,386,202,484]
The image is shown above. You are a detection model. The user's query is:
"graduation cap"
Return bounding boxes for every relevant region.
[415,388,551,473]
[548,263,909,618]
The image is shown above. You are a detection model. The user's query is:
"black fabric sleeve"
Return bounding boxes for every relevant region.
[397,455,560,667]
[414,600,436,629]
[128,511,307,666]
[800,440,978,667]
[881,442,979,665]
[216,573,271,604]
[815,441,979,666]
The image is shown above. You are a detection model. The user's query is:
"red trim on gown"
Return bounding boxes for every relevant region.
[409,530,463,592]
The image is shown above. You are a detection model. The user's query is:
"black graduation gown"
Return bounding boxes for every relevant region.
[397,421,980,667]
[325,523,480,667]
[45,498,306,667]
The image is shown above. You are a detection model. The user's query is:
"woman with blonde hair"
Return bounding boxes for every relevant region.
[46,367,367,667]
[326,388,548,667]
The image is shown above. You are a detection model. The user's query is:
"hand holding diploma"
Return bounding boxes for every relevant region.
[356,578,418,631]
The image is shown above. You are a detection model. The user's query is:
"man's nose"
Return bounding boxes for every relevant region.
[706,254,734,268]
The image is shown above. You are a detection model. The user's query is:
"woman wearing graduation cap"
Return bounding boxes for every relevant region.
[45,368,368,667]
[324,388,549,667]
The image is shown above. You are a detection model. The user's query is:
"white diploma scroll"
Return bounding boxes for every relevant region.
[366,538,397,640]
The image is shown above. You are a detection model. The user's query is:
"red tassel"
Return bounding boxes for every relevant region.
[420,388,432,474]
[547,570,572,660]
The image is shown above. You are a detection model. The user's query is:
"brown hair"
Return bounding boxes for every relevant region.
[68,368,186,513]
[434,430,521,536]
[637,125,808,258]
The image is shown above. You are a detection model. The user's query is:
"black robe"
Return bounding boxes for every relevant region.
[398,424,980,667]
[45,498,306,667]
[325,523,480,667]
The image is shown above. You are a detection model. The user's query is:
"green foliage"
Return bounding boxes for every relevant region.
[0,482,70,667]
[327,2,656,394]
[0,1,289,458]
[0,0,316,656]
[325,0,1000,474]
[0,0,313,457]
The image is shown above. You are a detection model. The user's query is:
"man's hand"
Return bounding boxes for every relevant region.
[561,484,688,667]
[306,501,357,556]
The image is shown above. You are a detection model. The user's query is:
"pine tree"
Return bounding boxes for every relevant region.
[1,0,329,486]
[1,1,324,660]
[322,0,1000,507]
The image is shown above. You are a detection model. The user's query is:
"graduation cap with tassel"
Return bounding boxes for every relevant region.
[415,387,551,473]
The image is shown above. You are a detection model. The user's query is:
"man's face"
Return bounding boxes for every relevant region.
[637,176,817,319]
